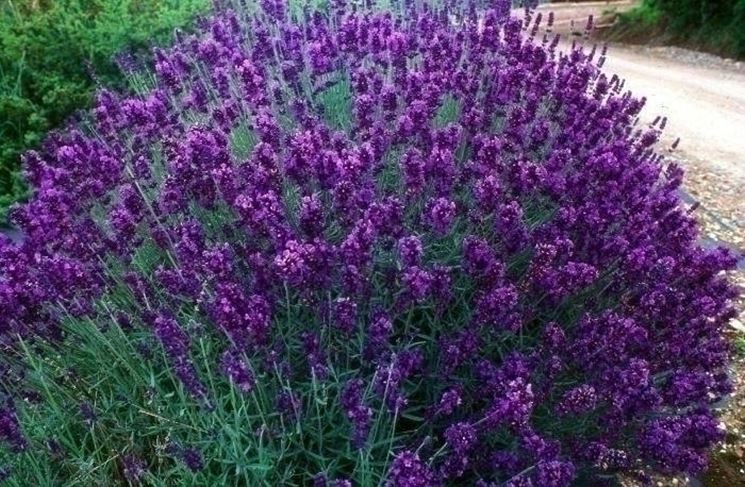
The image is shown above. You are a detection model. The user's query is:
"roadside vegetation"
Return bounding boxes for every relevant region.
[609,0,745,59]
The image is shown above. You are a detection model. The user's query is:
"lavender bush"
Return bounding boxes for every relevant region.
[0,0,739,485]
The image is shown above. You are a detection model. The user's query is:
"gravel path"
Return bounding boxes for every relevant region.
[601,46,745,178]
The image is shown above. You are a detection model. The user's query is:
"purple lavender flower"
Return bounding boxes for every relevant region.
[0,402,26,452]
[400,149,426,195]
[364,311,393,359]
[151,311,207,399]
[274,240,314,286]
[0,0,738,483]
[640,411,723,475]
[375,350,424,412]
[535,460,576,487]
[173,359,208,400]
[485,378,535,428]
[276,390,301,423]
[444,422,477,453]
[331,297,357,335]
[302,332,328,380]
[79,402,97,427]
[220,350,255,393]
[153,313,190,359]
[210,284,272,347]
[397,235,423,267]
[427,197,456,235]
[299,194,326,237]
[556,385,597,416]
[314,475,354,487]
[181,447,204,472]
[402,266,432,303]
[341,379,373,448]
[434,388,463,417]
[386,451,437,487]
[462,236,503,283]
[476,284,520,331]
[121,453,147,485]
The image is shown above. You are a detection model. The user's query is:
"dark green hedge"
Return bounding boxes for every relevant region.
[625,0,745,58]
[0,0,209,223]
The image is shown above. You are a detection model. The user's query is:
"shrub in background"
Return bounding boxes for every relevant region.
[0,0,209,222]
[0,0,739,485]
[616,0,745,58]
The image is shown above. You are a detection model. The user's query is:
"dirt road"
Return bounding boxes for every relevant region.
[533,1,745,177]
[600,47,745,177]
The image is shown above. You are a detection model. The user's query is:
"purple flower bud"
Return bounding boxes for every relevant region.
[221,350,255,393]
[386,450,437,487]
[556,385,597,416]
[402,266,433,303]
[181,447,204,472]
[332,297,357,335]
[536,460,576,487]
[154,313,190,358]
[0,402,26,452]
[397,235,423,267]
[79,402,97,427]
[427,197,456,235]
[435,387,463,417]
[444,422,477,453]
[299,194,325,237]
[121,454,147,485]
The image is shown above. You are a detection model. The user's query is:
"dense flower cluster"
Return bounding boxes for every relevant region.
[0,0,739,484]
